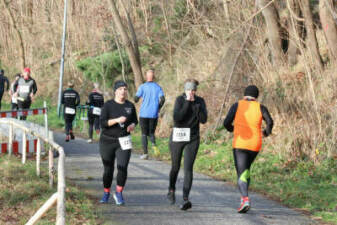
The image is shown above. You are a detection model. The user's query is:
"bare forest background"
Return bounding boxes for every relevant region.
[0,0,336,165]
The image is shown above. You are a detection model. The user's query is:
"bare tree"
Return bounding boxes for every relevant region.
[287,0,300,66]
[108,0,144,88]
[256,0,284,66]
[298,0,323,70]
[2,0,26,68]
[319,0,337,64]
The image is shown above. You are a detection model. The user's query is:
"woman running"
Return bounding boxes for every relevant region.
[167,78,207,210]
[223,85,273,213]
[99,80,138,205]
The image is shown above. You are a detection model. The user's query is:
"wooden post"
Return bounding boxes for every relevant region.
[8,123,13,156]
[22,131,27,164]
[49,146,54,188]
[36,138,41,177]
[26,193,58,225]
[44,101,49,139]
[56,148,66,225]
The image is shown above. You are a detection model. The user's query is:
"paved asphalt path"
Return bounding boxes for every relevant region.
[54,132,317,225]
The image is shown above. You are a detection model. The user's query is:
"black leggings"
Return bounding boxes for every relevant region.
[88,114,100,139]
[64,114,75,135]
[233,148,258,197]
[140,117,158,154]
[18,100,32,120]
[169,137,200,199]
[99,140,131,188]
[0,91,3,110]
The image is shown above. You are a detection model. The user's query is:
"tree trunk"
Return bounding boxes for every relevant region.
[300,0,323,70]
[2,0,26,69]
[109,0,144,88]
[319,0,337,64]
[257,0,284,66]
[287,0,299,66]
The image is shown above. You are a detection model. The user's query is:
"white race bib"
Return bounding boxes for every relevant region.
[65,107,76,115]
[12,96,17,104]
[92,107,101,116]
[172,128,190,142]
[20,85,30,93]
[118,135,132,150]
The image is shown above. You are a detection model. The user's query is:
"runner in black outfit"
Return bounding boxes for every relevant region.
[99,80,138,205]
[167,79,207,210]
[13,68,37,120]
[86,83,104,143]
[61,81,80,142]
[0,69,10,110]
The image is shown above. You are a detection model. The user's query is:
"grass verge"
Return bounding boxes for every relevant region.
[0,155,101,224]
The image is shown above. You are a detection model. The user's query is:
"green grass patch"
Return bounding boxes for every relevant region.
[0,155,101,224]
[132,130,337,224]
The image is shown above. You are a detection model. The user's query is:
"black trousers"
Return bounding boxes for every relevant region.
[0,91,3,110]
[169,137,200,199]
[64,114,75,135]
[18,100,31,120]
[88,113,100,139]
[233,148,258,197]
[99,140,131,188]
[140,117,158,154]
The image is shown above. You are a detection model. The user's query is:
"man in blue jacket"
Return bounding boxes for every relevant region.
[134,69,165,159]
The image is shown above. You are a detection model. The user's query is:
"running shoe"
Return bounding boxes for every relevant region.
[180,200,192,211]
[99,192,110,203]
[167,190,175,205]
[237,196,250,213]
[140,154,148,160]
[65,135,70,142]
[113,192,125,206]
[70,132,75,140]
[152,145,160,156]
[87,139,93,143]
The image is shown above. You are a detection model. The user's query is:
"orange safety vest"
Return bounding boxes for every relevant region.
[233,100,263,151]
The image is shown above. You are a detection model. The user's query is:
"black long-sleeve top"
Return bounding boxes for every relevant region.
[0,75,9,92]
[172,94,207,138]
[86,90,104,114]
[61,88,80,109]
[100,99,138,141]
[223,100,274,136]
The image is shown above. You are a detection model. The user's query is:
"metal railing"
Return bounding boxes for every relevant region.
[1,120,66,225]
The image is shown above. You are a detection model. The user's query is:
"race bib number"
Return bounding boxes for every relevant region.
[12,96,17,104]
[20,85,30,93]
[119,135,132,150]
[172,128,190,142]
[92,107,101,116]
[65,107,76,115]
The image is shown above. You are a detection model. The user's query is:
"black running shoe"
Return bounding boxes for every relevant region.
[167,190,175,205]
[180,200,192,211]
[70,132,75,140]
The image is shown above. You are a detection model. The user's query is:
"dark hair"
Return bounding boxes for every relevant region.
[15,73,21,78]
[184,78,199,86]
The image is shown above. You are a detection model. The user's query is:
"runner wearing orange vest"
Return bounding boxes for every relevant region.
[223,85,273,213]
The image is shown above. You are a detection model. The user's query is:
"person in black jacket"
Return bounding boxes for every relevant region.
[0,69,10,110]
[167,79,207,211]
[98,80,138,205]
[86,83,104,143]
[13,67,37,120]
[61,81,80,142]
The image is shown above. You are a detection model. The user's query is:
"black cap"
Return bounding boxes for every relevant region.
[0,69,4,75]
[114,80,128,91]
[244,85,259,98]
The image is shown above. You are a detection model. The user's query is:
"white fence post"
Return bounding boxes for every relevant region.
[44,101,48,139]
[36,138,41,177]
[49,146,54,188]
[56,148,66,225]
[8,123,13,156]
[22,131,27,164]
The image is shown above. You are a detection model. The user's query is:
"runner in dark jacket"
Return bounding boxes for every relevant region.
[0,69,10,110]
[61,81,80,142]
